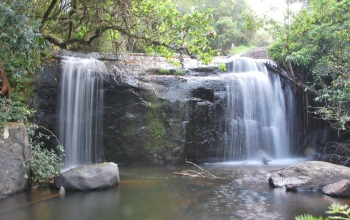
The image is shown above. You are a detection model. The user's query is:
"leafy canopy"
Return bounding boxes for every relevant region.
[176,0,263,55]
[268,0,350,131]
[1,0,62,184]
[36,0,217,64]
[0,0,48,99]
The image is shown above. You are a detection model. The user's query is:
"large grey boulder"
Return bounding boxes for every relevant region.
[0,123,31,199]
[322,179,350,197]
[53,162,120,191]
[269,161,350,191]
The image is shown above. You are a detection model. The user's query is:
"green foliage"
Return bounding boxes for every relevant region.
[36,0,216,64]
[175,70,186,76]
[0,0,48,98]
[146,102,166,153]
[219,63,227,72]
[26,124,64,184]
[0,97,35,129]
[155,68,187,76]
[176,0,263,55]
[327,203,350,220]
[295,214,326,220]
[295,203,350,220]
[168,59,181,68]
[156,68,171,75]
[268,0,350,131]
[0,97,63,184]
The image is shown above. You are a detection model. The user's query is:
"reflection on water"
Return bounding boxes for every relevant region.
[0,164,349,220]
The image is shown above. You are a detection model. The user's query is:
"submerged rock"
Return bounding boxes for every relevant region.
[53,162,120,191]
[322,179,350,197]
[0,123,31,199]
[269,161,350,191]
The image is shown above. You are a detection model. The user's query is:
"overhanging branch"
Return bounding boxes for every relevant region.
[265,62,321,96]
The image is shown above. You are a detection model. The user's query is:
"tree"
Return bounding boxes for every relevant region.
[269,0,350,131]
[35,0,217,64]
[0,0,48,100]
[175,0,263,55]
[268,0,350,164]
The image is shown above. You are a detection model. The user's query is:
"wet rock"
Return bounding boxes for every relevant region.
[0,123,31,199]
[269,161,350,191]
[53,162,120,191]
[32,61,61,150]
[322,179,350,197]
[101,65,227,165]
[262,156,271,165]
[32,54,227,165]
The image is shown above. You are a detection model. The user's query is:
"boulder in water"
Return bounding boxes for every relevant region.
[322,179,350,197]
[53,162,120,191]
[269,161,350,191]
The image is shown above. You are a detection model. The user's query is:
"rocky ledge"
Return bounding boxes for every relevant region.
[53,162,120,191]
[269,161,350,197]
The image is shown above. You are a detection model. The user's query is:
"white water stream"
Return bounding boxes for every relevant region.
[223,57,295,161]
[58,57,106,168]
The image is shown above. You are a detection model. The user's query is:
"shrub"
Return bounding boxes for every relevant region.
[0,97,64,184]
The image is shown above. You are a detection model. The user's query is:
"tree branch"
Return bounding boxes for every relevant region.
[265,62,321,96]
[41,0,59,26]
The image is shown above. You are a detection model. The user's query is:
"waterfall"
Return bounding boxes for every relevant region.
[223,57,294,161]
[58,57,106,168]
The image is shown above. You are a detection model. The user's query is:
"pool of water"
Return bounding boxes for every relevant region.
[0,163,349,220]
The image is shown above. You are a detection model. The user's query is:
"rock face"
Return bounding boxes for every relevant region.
[34,59,228,165]
[0,123,31,199]
[322,180,350,197]
[269,161,350,191]
[53,162,120,191]
[103,67,227,165]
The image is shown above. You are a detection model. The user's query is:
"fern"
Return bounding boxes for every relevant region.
[295,204,350,220]
[295,214,325,220]
[327,204,350,220]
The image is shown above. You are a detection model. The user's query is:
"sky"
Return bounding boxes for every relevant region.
[247,0,303,22]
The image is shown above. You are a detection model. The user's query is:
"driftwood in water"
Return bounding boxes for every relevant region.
[173,161,226,179]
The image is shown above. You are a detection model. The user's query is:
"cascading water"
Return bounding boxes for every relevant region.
[58,57,106,168]
[222,57,295,161]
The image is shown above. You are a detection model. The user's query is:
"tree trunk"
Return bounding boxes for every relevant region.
[0,69,12,99]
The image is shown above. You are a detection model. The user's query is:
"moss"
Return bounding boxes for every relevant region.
[156,68,171,75]
[154,68,187,76]
[122,124,137,137]
[145,101,166,153]
[174,69,186,76]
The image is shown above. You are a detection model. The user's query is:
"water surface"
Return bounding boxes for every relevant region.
[0,164,349,220]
